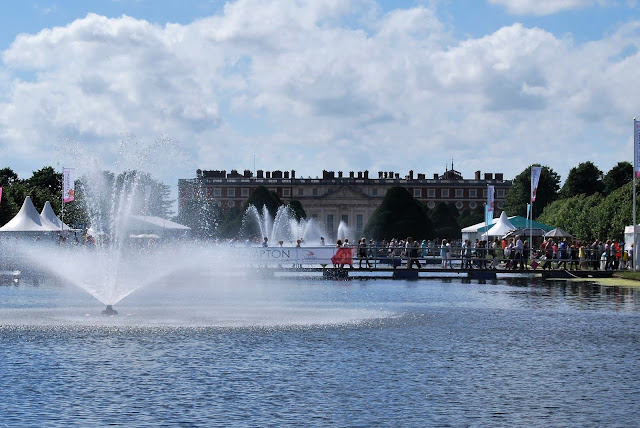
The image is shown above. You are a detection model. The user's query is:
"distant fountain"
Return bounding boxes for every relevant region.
[242,205,327,245]
[336,220,351,243]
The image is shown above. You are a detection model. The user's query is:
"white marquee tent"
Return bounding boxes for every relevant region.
[482,211,516,238]
[40,201,72,231]
[0,196,60,233]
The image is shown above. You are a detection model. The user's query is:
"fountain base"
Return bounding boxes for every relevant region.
[102,305,118,316]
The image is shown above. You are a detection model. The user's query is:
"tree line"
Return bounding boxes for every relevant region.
[1,161,635,243]
[0,167,173,229]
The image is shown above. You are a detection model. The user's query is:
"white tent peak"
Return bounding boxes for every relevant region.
[41,201,70,230]
[0,196,60,232]
[483,211,516,238]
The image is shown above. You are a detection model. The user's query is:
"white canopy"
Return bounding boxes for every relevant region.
[40,201,71,230]
[0,196,60,232]
[482,211,516,238]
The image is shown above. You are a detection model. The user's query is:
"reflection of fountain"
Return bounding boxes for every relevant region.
[242,205,327,245]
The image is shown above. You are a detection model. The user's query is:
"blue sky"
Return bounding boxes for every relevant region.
[1,0,639,199]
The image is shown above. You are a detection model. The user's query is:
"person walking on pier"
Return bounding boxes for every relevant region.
[359,237,372,269]
[406,237,422,270]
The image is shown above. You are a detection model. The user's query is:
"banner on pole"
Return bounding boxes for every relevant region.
[635,120,640,178]
[531,166,542,202]
[487,185,495,215]
[0,186,2,205]
[63,168,76,202]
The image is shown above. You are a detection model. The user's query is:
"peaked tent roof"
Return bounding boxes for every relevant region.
[0,196,60,232]
[40,201,71,230]
[483,211,516,237]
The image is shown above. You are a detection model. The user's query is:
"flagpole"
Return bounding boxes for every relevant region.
[634,119,637,271]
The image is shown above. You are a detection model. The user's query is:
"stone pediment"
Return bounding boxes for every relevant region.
[321,186,369,200]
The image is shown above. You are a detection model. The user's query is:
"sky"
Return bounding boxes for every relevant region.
[1,0,640,196]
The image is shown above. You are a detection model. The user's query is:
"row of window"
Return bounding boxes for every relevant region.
[200,187,505,199]
[413,188,505,198]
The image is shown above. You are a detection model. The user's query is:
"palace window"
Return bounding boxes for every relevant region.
[356,215,363,232]
[213,188,221,197]
[441,189,449,198]
[469,189,477,198]
[455,189,463,198]
[283,188,291,197]
[298,188,304,196]
[227,188,235,197]
[427,189,436,198]
[414,189,422,198]
[241,188,249,197]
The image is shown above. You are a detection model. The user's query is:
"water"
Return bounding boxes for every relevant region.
[1,276,639,426]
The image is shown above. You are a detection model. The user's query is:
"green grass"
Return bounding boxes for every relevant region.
[612,271,640,281]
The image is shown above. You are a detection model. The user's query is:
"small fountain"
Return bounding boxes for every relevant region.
[242,205,328,245]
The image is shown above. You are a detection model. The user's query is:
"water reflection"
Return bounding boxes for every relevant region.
[502,279,640,312]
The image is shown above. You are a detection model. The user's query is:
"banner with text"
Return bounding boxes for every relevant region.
[487,185,495,216]
[63,168,76,203]
[530,167,542,202]
[241,246,343,265]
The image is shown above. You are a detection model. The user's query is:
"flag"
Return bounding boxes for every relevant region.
[0,186,2,205]
[63,168,76,203]
[484,204,492,231]
[487,185,495,215]
[531,166,542,202]
[635,120,640,178]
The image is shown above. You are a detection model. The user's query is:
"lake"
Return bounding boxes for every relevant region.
[1,274,639,427]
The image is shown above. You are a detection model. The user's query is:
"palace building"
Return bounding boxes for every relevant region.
[178,166,512,238]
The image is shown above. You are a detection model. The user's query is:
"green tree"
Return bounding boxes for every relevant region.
[504,165,560,218]
[603,161,632,196]
[458,205,485,229]
[429,202,459,239]
[538,193,603,241]
[287,200,307,221]
[560,161,604,198]
[363,186,435,241]
[590,181,634,241]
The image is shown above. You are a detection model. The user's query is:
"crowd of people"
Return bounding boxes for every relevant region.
[327,235,635,271]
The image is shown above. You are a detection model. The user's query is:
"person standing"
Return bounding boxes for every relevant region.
[359,237,372,269]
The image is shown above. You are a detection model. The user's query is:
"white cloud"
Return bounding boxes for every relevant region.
[1,0,639,187]
[488,0,605,16]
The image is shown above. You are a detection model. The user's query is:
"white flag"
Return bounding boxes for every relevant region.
[531,167,542,202]
[63,168,75,202]
[487,185,495,215]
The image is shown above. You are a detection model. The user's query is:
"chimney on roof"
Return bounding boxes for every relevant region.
[257,170,264,178]
[475,170,481,180]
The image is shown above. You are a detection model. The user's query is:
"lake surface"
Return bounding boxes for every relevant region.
[1,275,639,427]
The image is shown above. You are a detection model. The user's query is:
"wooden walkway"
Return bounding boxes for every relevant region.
[253,266,615,281]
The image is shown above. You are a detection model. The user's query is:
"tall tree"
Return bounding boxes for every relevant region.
[503,165,560,219]
[603,161,632,196]
[288,200,307,221]
[429,202,460,239]
[560,161,604,198]
[363,186,434,241]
